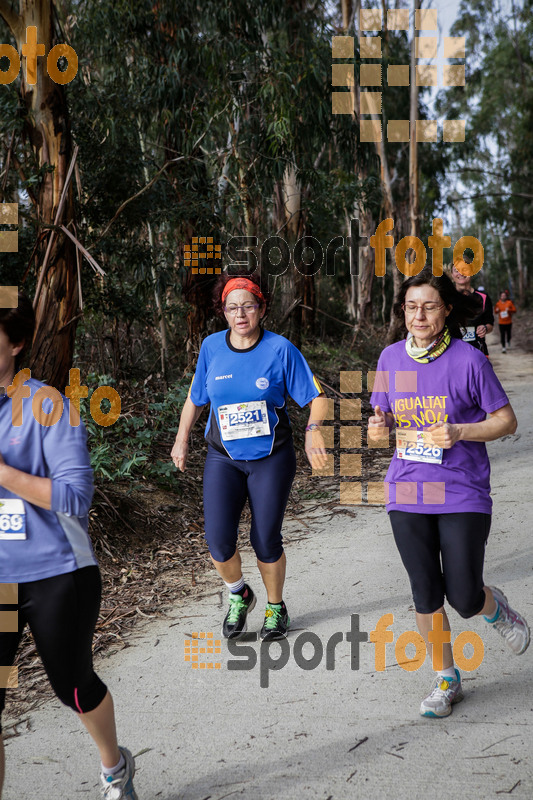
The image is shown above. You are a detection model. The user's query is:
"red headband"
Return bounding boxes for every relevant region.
[222,278,265,305]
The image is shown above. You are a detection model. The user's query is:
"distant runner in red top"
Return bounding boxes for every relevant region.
[494,291,517,353]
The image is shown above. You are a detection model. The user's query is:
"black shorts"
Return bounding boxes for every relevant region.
[389,511,491,618]
[0,566,107,732]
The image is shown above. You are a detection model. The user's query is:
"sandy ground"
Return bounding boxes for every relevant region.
[3,329,533,800]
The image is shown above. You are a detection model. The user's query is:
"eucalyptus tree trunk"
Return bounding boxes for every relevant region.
[348,0,375,330]
[409,0,420,238]
[516,238,527,307]
[138,125,168,381]
[0,0,78,389]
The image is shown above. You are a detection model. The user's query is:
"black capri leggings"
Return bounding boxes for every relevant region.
[389,511,491,618]
[203,442,297,563]
[499,324,512,347]
[0,566,107,732]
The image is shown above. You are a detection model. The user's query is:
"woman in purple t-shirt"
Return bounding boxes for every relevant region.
[369,267,529,718]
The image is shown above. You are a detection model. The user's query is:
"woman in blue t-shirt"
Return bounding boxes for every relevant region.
[369,268,529,719]
[171,272,327,641]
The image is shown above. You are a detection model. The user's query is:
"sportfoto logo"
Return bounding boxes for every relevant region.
[332,9,466,143]
[186,217,483,282]
[184,614,484,688]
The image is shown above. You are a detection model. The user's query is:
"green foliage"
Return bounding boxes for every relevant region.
[436,0,533,300]
[85,376,189,486]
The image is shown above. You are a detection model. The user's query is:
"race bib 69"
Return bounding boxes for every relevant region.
[0,499,27,540]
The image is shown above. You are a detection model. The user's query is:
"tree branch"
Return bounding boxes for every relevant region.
[94,155,185,243]
[33,145,79,308]
[60,224,106,276]
[448,192,533,202]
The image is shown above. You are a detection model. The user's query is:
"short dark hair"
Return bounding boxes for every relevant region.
[0,291,35,370]
[212,270,271,319]
[394,267,481,338]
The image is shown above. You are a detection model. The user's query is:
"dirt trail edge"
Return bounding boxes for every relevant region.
[5,331,533,800]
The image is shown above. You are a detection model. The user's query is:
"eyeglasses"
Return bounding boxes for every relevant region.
[224,304,259,315]
[402,303,445,315]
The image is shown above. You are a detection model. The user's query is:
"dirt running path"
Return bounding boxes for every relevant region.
[3,329,533,800]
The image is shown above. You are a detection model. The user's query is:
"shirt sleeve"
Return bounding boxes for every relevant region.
[42,404,94,517]
[189,340,210,407]
[283,342,322,408]
[471,358,509,415]
[483,294,495,326]
[369,352,392,413]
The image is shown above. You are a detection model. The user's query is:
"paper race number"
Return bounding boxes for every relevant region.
[218,400,270,441]
[461,326,476,342]
[396,430,443,464]
[0,498,26,540]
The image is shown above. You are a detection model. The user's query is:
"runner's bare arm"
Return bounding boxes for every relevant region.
[427,403,517,448]
[306,394,328,426]
[171,396,206,471]
[0,454,52,509]
[305,394,328,468]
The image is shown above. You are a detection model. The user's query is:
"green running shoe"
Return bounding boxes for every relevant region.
[260,602,290,641]
[222,585,256,638]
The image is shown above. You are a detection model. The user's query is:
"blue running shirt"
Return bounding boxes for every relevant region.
[189,329,322,460]
[0,379,96,583]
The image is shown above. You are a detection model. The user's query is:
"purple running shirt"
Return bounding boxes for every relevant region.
[370,337,509,514]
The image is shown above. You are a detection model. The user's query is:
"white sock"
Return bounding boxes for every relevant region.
[102,752,125,777]
[225,576,245,593]
[437,666,458,680]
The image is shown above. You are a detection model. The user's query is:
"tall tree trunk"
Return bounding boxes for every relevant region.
[516,238,526,307]
[341,0,353,31]
[349,0,375,331]
[138,125,168,382]
[1,0,78,389]
[409,0,420,238]
[275,167,299,343]
[345,211,357,319]
[357,208,375,325]
[492,224,515,297]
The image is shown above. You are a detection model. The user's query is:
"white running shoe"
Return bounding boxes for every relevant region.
[502,347,506,353]
[100,747,138,799]
[420,668,464,718]
[486,586,530,655]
